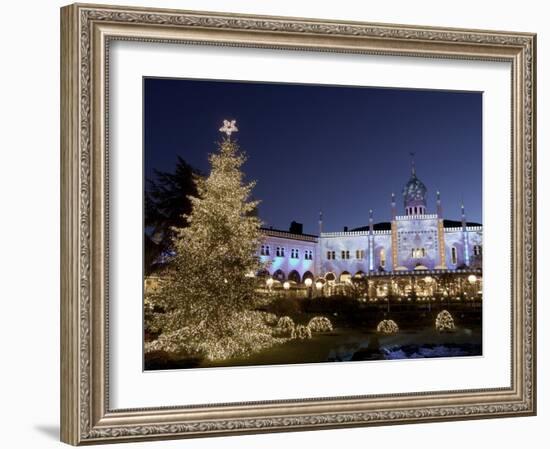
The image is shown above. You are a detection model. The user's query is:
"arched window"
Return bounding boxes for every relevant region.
[473,245,482,256]
[451,246,457,265]
[288,270,301,283]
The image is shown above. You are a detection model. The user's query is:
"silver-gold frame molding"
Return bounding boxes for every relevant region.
[60,3,537,445]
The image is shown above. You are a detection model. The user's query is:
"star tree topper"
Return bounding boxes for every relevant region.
[219,119,238,139]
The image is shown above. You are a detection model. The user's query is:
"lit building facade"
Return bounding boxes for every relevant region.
[259,164,482,283]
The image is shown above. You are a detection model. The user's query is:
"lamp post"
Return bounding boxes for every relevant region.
[266,277,273,297]
[315,280,323,298]
[467,274,477,307]
[424,276,433,312]
[304,277,313,299]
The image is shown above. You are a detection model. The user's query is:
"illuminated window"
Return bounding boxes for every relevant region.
[451,246,457,264]
[473,245,482,256]
[355,250,364,259]
[412,248,425,258]
[380,248,386,268]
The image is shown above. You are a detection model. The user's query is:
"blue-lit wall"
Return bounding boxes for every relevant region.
[318,232,369,278]
[259,234,316,281]
[394,214,440,270]
[444,227,483,269]
[257,221,482,282]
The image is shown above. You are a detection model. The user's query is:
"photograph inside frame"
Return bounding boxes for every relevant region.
[142,77,483,371]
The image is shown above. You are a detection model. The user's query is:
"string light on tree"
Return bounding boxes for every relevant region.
[144,119,284,361]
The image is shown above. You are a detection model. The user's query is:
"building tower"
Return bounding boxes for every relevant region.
[435,190,447,269]
[461,201,470,267]
[402,153,427,216]
[368,209,374,272]
[391,193,398,271]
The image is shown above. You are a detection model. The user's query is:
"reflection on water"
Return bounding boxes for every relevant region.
[145,326,482,370]
[324,328,482,363]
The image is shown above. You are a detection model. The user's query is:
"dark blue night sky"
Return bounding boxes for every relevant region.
[144,78,482,235]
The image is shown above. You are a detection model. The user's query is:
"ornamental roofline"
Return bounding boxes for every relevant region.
[321,229,392,238]
[444,226,483,232]
[395,213,438,220]
[260,228,318,242]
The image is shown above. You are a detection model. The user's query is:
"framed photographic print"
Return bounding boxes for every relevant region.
[60,3,537,445]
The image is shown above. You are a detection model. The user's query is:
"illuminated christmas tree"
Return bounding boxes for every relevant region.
[146,120,280,361]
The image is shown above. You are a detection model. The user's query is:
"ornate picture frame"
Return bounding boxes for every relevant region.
[60,3,536,445]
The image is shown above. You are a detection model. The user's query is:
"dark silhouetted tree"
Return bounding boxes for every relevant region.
[144,156,202,272]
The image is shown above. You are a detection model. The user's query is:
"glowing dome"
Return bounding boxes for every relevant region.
[402,172,427,215]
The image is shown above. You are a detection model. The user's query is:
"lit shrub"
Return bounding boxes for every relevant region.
[435,310,456,332]
[276,316,295,331]
[376,319,399,335]
[273,316,295,337]
[307,316,333,333]
[292,324,312,340]
[262,312,278,325]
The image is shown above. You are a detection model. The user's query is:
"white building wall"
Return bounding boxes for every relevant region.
[259,233,317,281]
[395,215,440,270]
[257,225,482,282]
[444,227,483,269]
[319,232,369,278]
[372,233,393,271]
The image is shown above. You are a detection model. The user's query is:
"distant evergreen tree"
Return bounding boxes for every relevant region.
[144,156,201,272]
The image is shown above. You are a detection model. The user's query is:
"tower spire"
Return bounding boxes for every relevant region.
[318,210,323,235]
[391,192,396,220]
[436,190,442,218]
[410,152,416,176]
